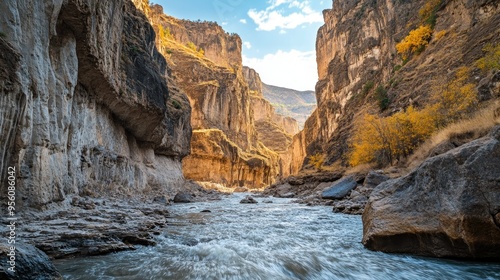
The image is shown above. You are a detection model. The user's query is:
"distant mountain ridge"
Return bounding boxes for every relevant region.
[262,83,316,129]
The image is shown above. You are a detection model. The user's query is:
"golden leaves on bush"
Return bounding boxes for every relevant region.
[349,67,477,167]
[396,25,433,60]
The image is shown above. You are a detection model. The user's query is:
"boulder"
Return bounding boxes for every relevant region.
[173,192,194,203]
[362,171,390,190]
[362,126,500,259]
[240,195,258,204]
[0,243,63,280]
[321,177,357,200]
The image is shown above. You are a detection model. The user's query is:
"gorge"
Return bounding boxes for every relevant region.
[0,0,499,279]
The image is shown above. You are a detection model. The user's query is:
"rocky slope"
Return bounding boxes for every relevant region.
[295,0,500,168]
[363,126,500,259]
[262,84,316,129]
[148,6,295,188]
[0,0,191,209]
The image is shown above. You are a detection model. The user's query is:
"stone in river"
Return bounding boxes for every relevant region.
[240,195,258,204]
[0,242,63,280]
[321,176,357,199]
[173,192,194,203]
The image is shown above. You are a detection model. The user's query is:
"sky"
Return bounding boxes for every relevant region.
[151,0,332,91]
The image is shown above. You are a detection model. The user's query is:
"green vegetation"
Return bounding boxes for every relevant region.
[375,85,390,111]
[419,0,441,28]
[361,81,375,96]
[172,99,182,109]
[476,43,500,72]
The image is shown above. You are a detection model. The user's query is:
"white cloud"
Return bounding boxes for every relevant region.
[248,0,323,31]
[243,49,318,91]
[239,19,247,24]
[221,22,228,26]
[243,41,252,49]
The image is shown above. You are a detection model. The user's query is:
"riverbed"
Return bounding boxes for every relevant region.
[55,193,500,279]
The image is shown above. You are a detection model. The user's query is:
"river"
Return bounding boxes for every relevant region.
[55,193,500,280]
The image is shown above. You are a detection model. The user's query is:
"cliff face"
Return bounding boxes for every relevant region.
[296,0,500,168]
[148,6,294,188]
[0,0,191,208]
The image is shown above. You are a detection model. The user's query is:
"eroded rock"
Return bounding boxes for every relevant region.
[362,126,500,259]
[0,243,63,280]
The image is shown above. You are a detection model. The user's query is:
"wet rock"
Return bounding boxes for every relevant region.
[240,196,258,204]
[263,200,273,204]
[363,126,500,259]
[321,177,357,200]
[233,187,248,193]
[200,210,212,213]
[0,242,63,280]
[173,192,194,203]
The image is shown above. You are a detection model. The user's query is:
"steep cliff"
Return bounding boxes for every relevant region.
[295,0,500,169]
[148,6,292,188]
[0,0,191,209]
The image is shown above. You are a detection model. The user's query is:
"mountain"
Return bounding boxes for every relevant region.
[262,84,316,129]
[147,5,298,188]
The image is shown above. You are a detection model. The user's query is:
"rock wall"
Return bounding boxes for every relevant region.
[363,126,500,259]
[296,0,500,168]
[148,7,292,188]
[0,0,191,209]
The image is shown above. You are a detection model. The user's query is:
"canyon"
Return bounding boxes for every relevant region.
[0,0,499,278]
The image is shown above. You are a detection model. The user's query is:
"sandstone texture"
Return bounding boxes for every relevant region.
[0,0,191,209]
[295,0,500,168]
[1,243,63,280]
[148,6,296,188]
[362,126,500,259]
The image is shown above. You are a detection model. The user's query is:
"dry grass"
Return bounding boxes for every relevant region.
[407,100,500,169]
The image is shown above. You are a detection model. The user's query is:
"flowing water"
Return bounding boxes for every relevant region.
[56,193,500,280]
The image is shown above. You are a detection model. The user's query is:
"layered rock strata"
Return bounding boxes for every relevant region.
[0,0,191,209]
[148,6,294,188]
[295,0,500,169]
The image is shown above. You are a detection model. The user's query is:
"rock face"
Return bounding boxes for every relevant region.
[362,126,500,259]
[148,7,296,188]
[0,0,191,208]
[0,243,63,280]
[295,0,500,168]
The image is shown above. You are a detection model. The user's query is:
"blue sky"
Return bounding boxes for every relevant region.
[151,0,332,91]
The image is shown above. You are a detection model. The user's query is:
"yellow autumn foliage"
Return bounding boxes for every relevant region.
[434,67,478,122]
[476,43,500,72]
[308,153,325,171]
[396,25,433,60]
[419,0,441,21]
[349,67,477,167]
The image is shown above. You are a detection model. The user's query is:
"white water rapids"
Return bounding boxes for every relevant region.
[56,193,500,280]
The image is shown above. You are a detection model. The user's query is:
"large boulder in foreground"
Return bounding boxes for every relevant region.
[0,243,63,280]
[362,126,500,259]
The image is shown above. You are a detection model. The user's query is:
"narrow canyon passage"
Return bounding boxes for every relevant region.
[55,194,500,280]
